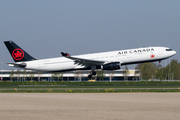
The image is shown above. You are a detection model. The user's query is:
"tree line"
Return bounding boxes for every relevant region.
[9,70,43,81]
[136,59,180,80]
[9,70,64,81]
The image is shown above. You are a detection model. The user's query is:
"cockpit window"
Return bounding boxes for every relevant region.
[166,49,172,51]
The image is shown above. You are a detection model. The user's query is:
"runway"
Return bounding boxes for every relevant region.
[0,93,180,120]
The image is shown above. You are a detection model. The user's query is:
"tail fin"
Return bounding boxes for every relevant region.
[4,41,36,62]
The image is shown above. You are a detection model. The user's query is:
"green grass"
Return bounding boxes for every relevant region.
[0,81,180,93]
[1,81,180,86]
[0,85,179,89]
[1,89,180,93]
[0,87,180,93]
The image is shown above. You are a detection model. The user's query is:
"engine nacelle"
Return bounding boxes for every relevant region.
[101,62,121,70]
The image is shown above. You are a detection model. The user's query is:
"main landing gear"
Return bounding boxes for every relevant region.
[88,66,96,80]
[158,61,162,68]
[88,71,96,80]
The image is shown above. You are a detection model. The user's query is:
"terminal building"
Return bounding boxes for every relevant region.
[0,69,140,81]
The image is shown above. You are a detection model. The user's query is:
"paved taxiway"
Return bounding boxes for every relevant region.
[0,93,180,120]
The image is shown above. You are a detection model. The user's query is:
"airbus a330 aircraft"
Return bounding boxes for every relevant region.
[4,41,176,79]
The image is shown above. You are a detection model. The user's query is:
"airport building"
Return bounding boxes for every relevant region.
[0,69,140,81]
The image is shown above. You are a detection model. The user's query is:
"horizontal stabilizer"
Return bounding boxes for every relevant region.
[7,63,27,68]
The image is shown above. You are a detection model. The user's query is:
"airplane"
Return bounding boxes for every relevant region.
[4,41,176,79]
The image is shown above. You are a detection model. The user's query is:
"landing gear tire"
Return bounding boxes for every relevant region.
[158,64,162,68]
[158,61,162,68]
[88,75,92,80]
[92,71,96,75]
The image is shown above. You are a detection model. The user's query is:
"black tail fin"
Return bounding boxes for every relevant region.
[4,41,36,62]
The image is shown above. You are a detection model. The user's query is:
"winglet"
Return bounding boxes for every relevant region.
[61,52,71,57]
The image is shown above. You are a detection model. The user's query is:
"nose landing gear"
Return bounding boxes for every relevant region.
[158,61,162,68]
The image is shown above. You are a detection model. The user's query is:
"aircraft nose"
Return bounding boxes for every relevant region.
[173,51,176,55]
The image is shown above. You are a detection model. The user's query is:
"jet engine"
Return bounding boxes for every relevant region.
[101,62,120,70]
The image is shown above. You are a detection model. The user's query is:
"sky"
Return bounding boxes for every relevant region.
[0,0,180,70]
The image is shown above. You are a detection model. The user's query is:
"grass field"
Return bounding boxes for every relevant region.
[1,88,180,93]
[0,81,180,93]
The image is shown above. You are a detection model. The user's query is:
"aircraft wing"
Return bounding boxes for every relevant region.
[61,52,105,66]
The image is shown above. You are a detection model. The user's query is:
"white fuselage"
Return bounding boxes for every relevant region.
[14,46,176,72]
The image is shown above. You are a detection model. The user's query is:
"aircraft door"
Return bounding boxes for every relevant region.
[38,62,43,68]
[159,48,163,57]
[38,60,46,68]
[127,53,132,59]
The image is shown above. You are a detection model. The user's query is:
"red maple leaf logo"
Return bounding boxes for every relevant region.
[14,51,22,58]
[150,54,155,58]
[12,48,24,60]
